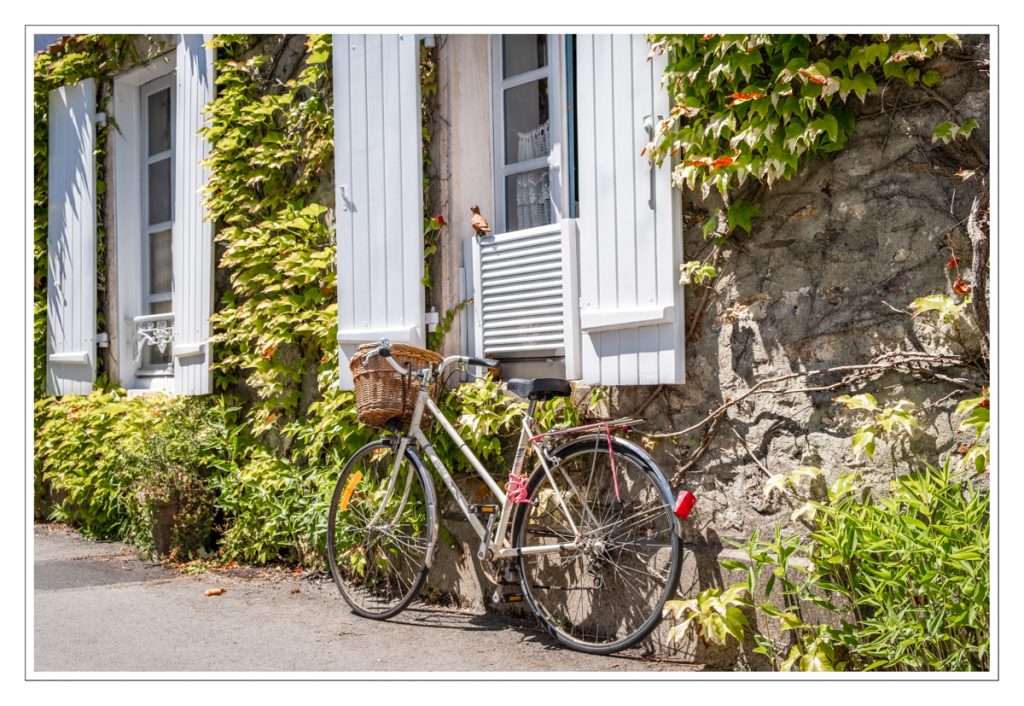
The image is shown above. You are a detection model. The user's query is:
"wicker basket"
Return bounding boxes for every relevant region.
[350,343,444,429]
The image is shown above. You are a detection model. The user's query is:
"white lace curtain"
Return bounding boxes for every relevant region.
[514,121,551,229]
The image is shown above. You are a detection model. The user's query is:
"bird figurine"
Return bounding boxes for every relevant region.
[470,205,492,236]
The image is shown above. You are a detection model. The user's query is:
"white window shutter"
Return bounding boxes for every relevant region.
[171,34,216,394]
[576,35,684,385]
[46,79,97,396]
[470,221,580,377]
[333,34,424,390]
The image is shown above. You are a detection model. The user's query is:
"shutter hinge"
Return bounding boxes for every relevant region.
[96,332,109,349]
[425,308,440,333]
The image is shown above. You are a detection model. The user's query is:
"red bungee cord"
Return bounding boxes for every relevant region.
[505,472,530,503]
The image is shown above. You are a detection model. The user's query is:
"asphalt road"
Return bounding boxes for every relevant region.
[32,524,702,674]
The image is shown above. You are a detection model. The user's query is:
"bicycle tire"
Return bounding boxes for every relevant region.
[512,435,682,654]
[327,439,438,619]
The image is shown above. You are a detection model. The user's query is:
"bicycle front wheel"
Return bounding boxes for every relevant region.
[513,436,682,654]
[327,439,437,619]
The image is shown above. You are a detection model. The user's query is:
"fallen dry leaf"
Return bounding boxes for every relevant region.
[290,588,301,594]
[205,588,227,597]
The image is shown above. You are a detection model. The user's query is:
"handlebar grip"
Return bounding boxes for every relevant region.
[465,355,500,369]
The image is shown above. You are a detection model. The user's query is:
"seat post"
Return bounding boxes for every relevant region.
[524,399,538,420]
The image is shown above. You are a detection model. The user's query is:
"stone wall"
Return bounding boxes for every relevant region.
[602,34,989,549]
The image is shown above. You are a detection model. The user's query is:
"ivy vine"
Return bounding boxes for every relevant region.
[646,34,963,287]
[202,34,337,430]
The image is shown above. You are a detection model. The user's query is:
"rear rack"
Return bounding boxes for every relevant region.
[528,417,644,443]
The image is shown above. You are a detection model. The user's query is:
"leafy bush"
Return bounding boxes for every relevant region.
[35,392,228,560]
[808,463,989,670]
[35,391,135,539]
[668,462,989,671]
[210,446,360,568]
[116,396,224,560]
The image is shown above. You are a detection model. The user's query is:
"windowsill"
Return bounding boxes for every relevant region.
[136,370,173,378]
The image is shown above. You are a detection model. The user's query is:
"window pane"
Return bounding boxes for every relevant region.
[147,87,171,155]
[503,35,547,78]
[505,169,552,231]
[148,159,172,225]
[149,229,172,294]
[146,300,172,368]
[504,79,549,165]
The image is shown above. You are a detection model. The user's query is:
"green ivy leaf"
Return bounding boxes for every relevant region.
[851,425,877,459]
[932,119,980,144]
[680,260,719,285]
[306,48,330,65]
[727,200,762,234]
[702,210,722,239]
[834,393,879,412]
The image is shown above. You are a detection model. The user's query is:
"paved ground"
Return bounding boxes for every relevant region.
[33,524,703,673]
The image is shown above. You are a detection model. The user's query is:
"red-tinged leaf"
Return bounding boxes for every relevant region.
[947,256,961,269]
[702,34,716,40]
[799,69,831,86]
[727,92,765,107]
[711,156,737,168]
[432,213,446,227]
[685,158,710,167]
[979,398,989,409]
[952,276,972,296]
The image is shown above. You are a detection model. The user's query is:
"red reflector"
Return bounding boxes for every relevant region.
[674,490,696,520]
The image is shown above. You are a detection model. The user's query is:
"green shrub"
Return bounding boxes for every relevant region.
[672,462,989,672]
[35,391,229,561]
[212,446,316,565]
[116,395,224,561]
[808,462,989,671]
[35,391,135,539]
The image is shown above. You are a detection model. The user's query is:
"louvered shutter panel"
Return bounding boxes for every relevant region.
[471,221,580,377]
[46,79,97,396]
[576,35,684,385]
[171,34,215,395]
[333,34,424,390]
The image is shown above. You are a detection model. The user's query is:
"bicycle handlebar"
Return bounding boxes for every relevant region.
[368,340,500,378]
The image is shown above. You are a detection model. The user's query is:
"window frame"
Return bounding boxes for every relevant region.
[489,34,566,235]
[138,72,176,374]
[112,50,178,391]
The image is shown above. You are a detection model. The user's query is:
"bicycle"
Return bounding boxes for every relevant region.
[326,339,687,655]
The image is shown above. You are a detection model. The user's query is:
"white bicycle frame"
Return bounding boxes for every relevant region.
[375,352,591,562]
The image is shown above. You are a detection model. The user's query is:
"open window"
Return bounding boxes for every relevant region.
[110,34,215,395]
[466,34,684,385]
[470,34,580,379]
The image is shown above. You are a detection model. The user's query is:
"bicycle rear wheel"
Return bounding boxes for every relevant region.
[327,439,437,619]
[513,435,682,654]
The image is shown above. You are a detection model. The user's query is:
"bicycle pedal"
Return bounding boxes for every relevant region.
[500,592,524,604]
[470,504,498,516]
